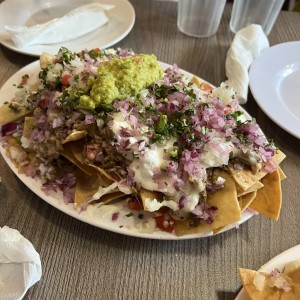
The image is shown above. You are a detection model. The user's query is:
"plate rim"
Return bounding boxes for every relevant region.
[0,0,135,56]
[0,60,255,240]
[249,41,300,140]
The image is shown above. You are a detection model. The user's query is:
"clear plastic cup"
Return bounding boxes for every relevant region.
[177,0,226,38]
[230,0,285,35]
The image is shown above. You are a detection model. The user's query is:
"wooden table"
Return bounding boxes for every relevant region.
[1,1,300,299]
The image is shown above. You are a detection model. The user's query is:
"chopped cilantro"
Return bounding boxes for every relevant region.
[88,48,102,59]
[125,212,134,217]
[154,84,168,97]
[234,133,251,145]
[225,110,242,120]
[58,47,76,63]
[150,133,166,144]
[266,139,277,149]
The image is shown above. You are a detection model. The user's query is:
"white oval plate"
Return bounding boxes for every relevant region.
[0,60,255,239]
[0,0,135,56]
[249,41,300,139]
[236,244,300,299]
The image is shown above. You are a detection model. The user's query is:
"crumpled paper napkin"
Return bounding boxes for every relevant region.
[225,24,269,104]
[0,226,42,300]
[5,3,114,48]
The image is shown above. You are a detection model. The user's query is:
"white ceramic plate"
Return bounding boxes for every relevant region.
[0,0,135,56]
[236,244,300,299]
[0,60,255,240]
[249,41,300,139]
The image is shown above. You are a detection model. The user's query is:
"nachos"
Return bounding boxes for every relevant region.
[0,47,285,236]
[239,259,300,299]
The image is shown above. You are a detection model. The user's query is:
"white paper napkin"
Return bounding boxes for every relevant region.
[5,3,114,48]
[0,226,42,300]
[225,24,269,104]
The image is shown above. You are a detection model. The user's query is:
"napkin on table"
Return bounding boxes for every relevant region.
[5,3,114,48]
[225,24,269,104]
[0,226,42,300]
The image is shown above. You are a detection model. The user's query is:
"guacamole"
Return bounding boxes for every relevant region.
[78,54,163,110]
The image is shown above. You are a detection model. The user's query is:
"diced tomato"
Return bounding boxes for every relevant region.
[21,75,29,85]
[89,48,101,58]
[201,82,213,92]
[38,99,49,110]
[61,74,71,86]
[93,48,100,53]
[155,213,175,233]
[127,198,143,211]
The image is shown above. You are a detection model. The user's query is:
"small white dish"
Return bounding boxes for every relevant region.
[0,0,135,56]
[236,244,300,299]
[0,60,255,240]
[249,41,300,139]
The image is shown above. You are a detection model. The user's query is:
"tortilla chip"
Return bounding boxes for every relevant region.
[61,144,94,176]
[95,192,126,205]
[237,181,264,197]
[75,170,102,208]
[284,260,300,279]
[22,116,36,138]
[228,164,261,192]
[87,164,115,182]
[74,170,121,208]
[239,268,300,300]
[139,189,164,210]
[69,141,85,162]
[229,150,286,191]
[61,130,87,144]
[238,268,281,300]
[274,150,286,165]
[175,169,242,236]
[249,169,281,221]
[213,191,256,234]
[278,167,287,180]
[68,141,115,181]
[287,269,300,286]
[239,191,257,213]
[5,136,24,169]
[0,102,32,124]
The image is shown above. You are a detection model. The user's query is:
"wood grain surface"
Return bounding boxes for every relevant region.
[0,1,300,299]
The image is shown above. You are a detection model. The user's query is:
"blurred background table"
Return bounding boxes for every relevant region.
[0,1,300,299]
